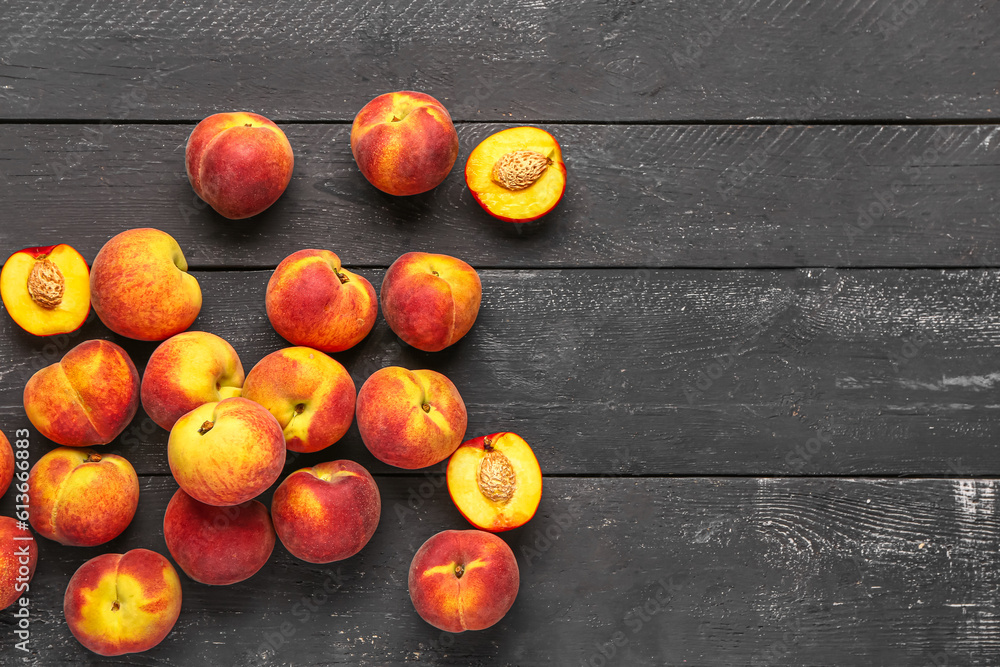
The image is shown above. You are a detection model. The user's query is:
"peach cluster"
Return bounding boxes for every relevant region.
[0,89,563,656]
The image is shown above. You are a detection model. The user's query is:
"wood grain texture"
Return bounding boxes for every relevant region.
[2,123,999,269]
[2,268,1000,477]
[0,476,997,666]
[0,0,997,122]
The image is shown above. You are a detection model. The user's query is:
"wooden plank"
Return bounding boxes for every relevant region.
[2,123,999,269]
[0,476,997,665]
[1,1,997,122]
[3,268,1000,477]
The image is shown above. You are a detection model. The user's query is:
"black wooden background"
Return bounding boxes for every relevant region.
[1,1,999,665]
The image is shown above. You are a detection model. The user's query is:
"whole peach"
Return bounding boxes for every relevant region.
[0,517,37,610]
[28,447,139,546]
[356,366,467,469]
[271,459,380,564]
[23,339,140,447]
[266,249,377,352]
[350,91,459,196]
[0,432,12,497]
[408,529,519,632]
[381,252,482,352]
[64,549,182,656]
[242,347,356,453]
[168,397,285,506]
[90,228,202,341]
[163,488,275,585]
[141,331,245,431]
[186,111,294,219]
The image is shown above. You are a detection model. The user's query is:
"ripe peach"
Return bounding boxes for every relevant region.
[465,126,567,222]
[163,488,275,585]
[356,367,467,469]
[408,529,519,632]
[28,447,139,547]
[0,431,12,497]
[168,397,285,506]
[0,516,37,610]
[447,433,543,532]
[242,347,356,453]
[380,252,481,352]
[186,111,294,219]
[350,91,459,196]
[266,249,377,352]
[64,549,182,656]
[0,244,90,336]
[90,228,202,341]
[23,339,140,446]
[141,331,245,431]
[271,460,380,564]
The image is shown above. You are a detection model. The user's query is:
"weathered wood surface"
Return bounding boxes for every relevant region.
[1,0,997,122]
[1,476,998,666]
[3,0,1000,664]
[1,268,999,478]
[2,123,999,269]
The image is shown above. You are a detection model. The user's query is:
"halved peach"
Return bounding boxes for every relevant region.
[464,127,567,223]
[0,244,90,335]
[446,432,542,532]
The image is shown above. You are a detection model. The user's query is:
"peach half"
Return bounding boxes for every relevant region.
[28,447,139,547]
[141,331,245,431]
[186,111,294,220]
[0,516,37,610]
[90,228,202,341]
[24,339,140,447]
[356,367,467,469]
[408,529,519,632]
[242,346,356,454]
[271,459,381,564]
[447,433,542,532]
[163,488,275,585]
[64,549,182,656]
[380,252,482,352]
[0,244,90,336]
[465,126,567,222]
[266,249,377,353]
[350,91,459,196]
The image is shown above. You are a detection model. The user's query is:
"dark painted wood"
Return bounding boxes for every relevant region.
[0,476,997,666]
[2,123,999,269]
[2,268,1000,477]
[1,1,997,122]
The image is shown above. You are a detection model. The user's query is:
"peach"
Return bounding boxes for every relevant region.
[24,339,140,446]
[465,126,567,223]
[242,346,356,453]
[350,91,459,196]
[64,549,182,656]
[141,331,245,431]
[408,529,519,632]
[266,249,377,352]
[271,459,380,564]
[0,431,12,497]
[28,447,139,546]
[447,432,543,532]
[381,252,481,352]
[163,488,275,585]
[168,397,285,506]
[0,516,37,610]
[356,366,467,469]
[186,111,294,219]
[0,244,90,336]
[90,228,202,341]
